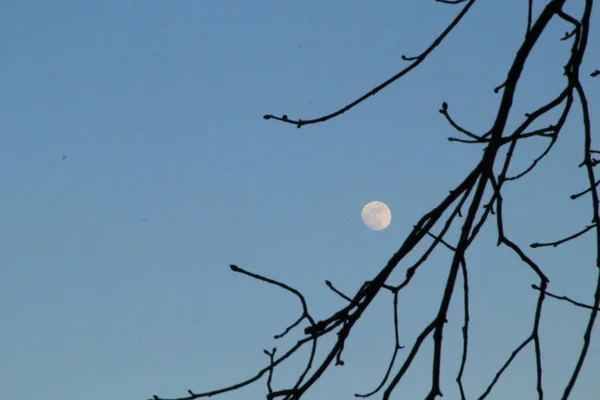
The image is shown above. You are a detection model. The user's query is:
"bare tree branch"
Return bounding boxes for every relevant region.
[151,1,598,399]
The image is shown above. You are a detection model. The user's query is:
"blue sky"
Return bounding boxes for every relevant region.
[1,1,599,399]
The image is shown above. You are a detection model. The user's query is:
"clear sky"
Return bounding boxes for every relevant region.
[1,1,599,399]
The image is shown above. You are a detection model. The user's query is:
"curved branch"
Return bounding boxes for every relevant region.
[262,0,477,128]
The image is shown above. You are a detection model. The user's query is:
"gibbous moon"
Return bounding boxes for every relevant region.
[361,201,392,231]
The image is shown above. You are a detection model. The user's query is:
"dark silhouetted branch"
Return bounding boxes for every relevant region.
[152,0,598,399]
[262,0,476,128]
[530,224,596,248]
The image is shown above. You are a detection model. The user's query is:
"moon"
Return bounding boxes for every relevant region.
[361,201,392,231]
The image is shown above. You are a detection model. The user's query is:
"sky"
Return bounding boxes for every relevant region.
[1,1,599,399]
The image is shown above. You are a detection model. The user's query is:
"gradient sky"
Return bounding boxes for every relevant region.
[2,1,600,399]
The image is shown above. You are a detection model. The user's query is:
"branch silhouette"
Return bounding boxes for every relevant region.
[262,0,476,129]
[151,0,598,399]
